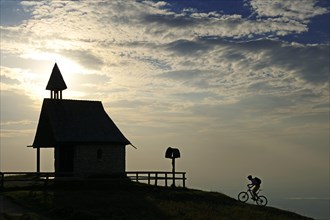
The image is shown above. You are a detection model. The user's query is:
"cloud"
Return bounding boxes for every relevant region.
[1,0,328,131]
[59,49,104,70]
[143,13,198,27]
[2,0,325,55]
[165,39,212,55]
[139,0,327,40]
[225,39,330,83]
[0,90,39,123]
[1,120,34,126]
[0,74,20,85]
[249,0,329,21]
[0,128,35,138]
[0,120,36,138]
[159,37,329,103]
[268,43,329,83]
[160,69,203,80]
[0,65,48,102]
[1,0,328,79]
[1,0,328,123]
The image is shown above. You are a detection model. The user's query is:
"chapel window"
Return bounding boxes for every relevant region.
[97,148,103,160]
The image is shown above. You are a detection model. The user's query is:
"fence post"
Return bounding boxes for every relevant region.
[155,173,158,186]
[36,147,40,174]
[0,172,4,189]
[148,172,150,185]
[136,173,139,182]
[172,158,175,187]
[183,173,186,188]
[44,173,49,187]
[165,173,168,187]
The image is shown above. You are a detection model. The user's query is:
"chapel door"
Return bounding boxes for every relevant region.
[56,145,74,176]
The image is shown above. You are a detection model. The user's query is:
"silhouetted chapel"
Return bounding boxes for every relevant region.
[31,63,130,177]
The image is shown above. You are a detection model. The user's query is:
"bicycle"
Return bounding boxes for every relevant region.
[238,184,268,206]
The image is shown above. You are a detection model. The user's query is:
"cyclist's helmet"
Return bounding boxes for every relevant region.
[247,175,252,180]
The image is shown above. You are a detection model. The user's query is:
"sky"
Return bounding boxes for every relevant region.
[0,0,329,219]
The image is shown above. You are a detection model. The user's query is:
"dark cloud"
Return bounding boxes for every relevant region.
[248,82,275,92]
[142,13,197,27]
[60,49,104,70]
[135,55,171,70]
[222,50,246,61]
[269,44,329,84]
[312,103,329,109]
[245,43,329,84]
[198,38,329,84]
[233,40,329,84]
[159,69,203,80]
[165,39,212,55]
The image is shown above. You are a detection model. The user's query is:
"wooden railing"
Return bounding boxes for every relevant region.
[126,171,186,187]
[0,172,55,189]
[0,171,187,189]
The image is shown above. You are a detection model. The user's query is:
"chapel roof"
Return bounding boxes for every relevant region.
[32,99,130,148]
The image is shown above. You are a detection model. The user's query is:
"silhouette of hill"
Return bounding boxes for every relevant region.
[1,180,313,220]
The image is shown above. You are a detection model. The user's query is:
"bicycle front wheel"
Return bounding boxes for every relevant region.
[256,195,268,206]
[238,192,249,203]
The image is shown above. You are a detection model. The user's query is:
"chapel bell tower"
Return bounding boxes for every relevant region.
[46,63,67,99]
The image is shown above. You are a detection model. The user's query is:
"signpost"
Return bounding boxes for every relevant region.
[165,147,181,187]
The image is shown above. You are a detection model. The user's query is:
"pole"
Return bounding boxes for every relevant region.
[172,158,175,187]
[0,172,4,189]
[37,147,40,173]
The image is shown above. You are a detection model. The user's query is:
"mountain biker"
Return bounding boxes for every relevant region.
[247,175,261,200]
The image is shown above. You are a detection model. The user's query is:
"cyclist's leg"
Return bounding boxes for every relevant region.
[252,185,260,199]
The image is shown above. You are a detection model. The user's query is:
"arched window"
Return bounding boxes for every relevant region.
[97,148,103,160]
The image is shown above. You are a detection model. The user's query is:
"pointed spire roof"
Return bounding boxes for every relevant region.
[46,63,67,91]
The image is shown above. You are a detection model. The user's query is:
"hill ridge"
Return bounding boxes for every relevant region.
[1,180,313,220]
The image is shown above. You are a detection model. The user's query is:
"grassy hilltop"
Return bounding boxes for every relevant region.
[1,180,313,220]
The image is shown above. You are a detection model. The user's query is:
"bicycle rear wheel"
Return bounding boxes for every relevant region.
[256,195,268,206]
[238,192,249,203]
